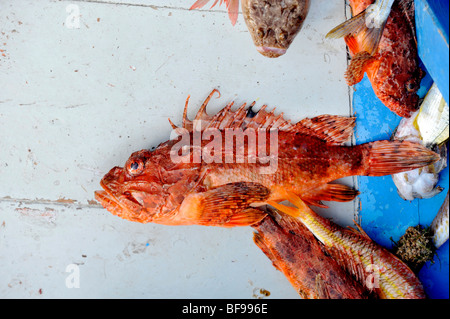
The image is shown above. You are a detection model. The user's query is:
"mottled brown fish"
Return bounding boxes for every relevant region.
[190,0,311,57]
[253,208,373,299]
[241,0,311,57]
[327,0,424,117]
[95,90,439,227]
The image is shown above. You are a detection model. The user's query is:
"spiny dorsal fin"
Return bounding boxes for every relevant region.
[169,91,355,145]
[169,89,355,145]
[287,115,356,145]
[169,90,294,133]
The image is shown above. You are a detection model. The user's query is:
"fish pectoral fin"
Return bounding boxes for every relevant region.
[326,7,386,56]
[345,51,377,86]
[301,184,360,208]
[288,115,356,145]
[180,182,269,227]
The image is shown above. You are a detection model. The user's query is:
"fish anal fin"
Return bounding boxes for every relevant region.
[345,51,377,86]
[289,115,356,145]
[302,184,360,207]
[179,182,269,227]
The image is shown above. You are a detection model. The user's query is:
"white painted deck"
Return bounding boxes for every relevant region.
[0,0,352,298]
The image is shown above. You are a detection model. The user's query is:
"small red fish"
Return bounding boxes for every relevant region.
[327,0,424,117]
[95,90,439,227]
[253,209,373,299]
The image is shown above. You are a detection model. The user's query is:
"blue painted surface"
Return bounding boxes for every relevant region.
[415,0,449,104]
[352,0,449,299]
[353,73,449,299]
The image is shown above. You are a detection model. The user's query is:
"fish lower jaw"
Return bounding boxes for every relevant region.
[256,46,287,58]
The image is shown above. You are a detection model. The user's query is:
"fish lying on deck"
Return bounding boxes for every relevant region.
[95,90,439,227]
[253,208,372,299]
[327,0,424,117]
[270,193,427,299]
[190,0,310,57]
[241,0,310,57]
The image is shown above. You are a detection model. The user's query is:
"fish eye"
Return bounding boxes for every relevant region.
[127,159,144,176]
[279,31,288,41]
[257,28,264,38]
[406,80,417,92]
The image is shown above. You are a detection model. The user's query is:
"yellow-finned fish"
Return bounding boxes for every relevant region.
[431,191,449,249]
[269,192,426,299]
[415,83,449,146]
[252,209,372,299]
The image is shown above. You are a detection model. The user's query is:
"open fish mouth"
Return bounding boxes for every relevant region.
[95,168,147,220]
[256,46,287,58]
[95,187,150,222]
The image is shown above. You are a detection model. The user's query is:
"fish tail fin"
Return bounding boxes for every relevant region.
[326,7,386,55]
[362,140,440,176]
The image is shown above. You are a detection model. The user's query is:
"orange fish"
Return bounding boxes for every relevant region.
[253,208,373,299]
[327,0,424,117]
[95,90,438,227]
[270,193,426,299]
